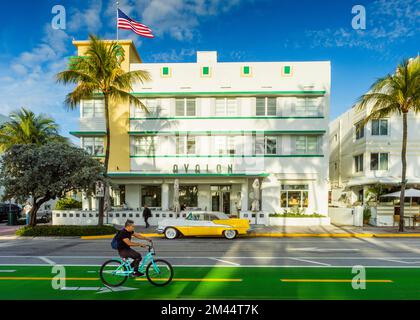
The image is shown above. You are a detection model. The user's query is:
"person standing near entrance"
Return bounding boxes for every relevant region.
[142,204,152,228]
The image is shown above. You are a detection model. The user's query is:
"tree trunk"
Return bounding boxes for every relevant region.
[98,93,111,226]
[399,112,408,232]
[29,203,39,227]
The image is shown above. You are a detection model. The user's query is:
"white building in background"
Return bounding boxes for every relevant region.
[67,40,331,225]
[329,105,420,207]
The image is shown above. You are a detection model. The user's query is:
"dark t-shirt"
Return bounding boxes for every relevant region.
[117,228,134,251]
[143,207,152,218]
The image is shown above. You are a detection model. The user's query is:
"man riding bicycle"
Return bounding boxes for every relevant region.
[117,219,153,277]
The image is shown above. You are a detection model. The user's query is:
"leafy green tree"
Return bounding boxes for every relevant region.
[357,57,420,231]
[0,108,67,151]
[0,142,105,226]
[56,35,150,225]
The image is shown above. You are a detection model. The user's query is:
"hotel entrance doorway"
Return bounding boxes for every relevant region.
[211,185,231,214]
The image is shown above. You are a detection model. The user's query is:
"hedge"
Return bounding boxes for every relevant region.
[16,225,116,237]
[55,198,82,210]
[268,213,325,218]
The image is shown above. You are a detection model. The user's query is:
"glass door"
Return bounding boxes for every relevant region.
[211,186,231,214]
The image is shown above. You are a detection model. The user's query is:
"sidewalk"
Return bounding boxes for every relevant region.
[80,224,420,239]
[0,223,20,239]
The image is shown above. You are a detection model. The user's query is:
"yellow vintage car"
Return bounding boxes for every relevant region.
[156,211,251,240]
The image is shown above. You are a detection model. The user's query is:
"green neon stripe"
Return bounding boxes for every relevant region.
[128,130,326,135]
[131,90,326,96]
[129,154,324,158]
[108,172,270,177]
[70,131,106,136]
[92,90,326,98]
[129,116,325,120]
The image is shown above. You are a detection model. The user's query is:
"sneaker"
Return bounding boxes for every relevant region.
[132,271,145,277]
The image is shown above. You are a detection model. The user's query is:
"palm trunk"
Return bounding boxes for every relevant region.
[399,112,408,232]
[98,93,111,226]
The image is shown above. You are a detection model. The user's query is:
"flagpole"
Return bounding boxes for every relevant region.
[116,1,119,41]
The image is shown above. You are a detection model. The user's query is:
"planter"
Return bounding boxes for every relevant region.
[268,217,331,226]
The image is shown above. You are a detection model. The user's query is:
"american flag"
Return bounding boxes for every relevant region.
[117,9,154,38]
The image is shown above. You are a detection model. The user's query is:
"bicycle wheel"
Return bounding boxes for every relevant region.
[99,259,129,287]
[146,259,174,286]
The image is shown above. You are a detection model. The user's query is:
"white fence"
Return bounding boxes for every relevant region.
[52,210,189,226]
[328,206,363,226]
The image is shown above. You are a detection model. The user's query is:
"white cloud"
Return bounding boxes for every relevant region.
[302,0,419,52]
[67,0,104,34]
[149,48,196,62]
[105,0,250,41]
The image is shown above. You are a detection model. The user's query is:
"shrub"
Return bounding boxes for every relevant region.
[16,225,116,237]
[269,213,325,218]
[55,198,82,210]
[363,207,372,222]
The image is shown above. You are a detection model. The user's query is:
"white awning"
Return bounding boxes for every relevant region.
[346,176,420,188]
[380,188,420,198]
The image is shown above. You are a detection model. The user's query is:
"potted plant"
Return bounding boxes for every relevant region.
[363,206,372,225]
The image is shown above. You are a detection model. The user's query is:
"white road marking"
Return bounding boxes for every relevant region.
[210,258,240,266]
[0,270,16,273]
[289,258,331,266]
[379,258,420,264]
[38,257,56,265]
[287,247,360,252]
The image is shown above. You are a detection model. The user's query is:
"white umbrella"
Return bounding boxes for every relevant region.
[173,179,180,213]
[380,188,420,198]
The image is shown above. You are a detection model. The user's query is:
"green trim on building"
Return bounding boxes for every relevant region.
[107,172,270,178]
[128,90,326,97]
[128,130,326,135]
[70,131,106,136]
[129,154,324,158]
[129,116,324,120]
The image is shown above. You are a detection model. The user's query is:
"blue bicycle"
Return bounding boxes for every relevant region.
[99,243,173,287]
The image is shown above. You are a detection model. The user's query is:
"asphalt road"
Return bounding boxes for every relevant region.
[1,237,420,267]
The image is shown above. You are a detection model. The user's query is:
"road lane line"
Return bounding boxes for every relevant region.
[209,258,240,266]
[280,279,393,283]
[0,277,99,281]
[135,278,243,282]
[289,258,331,266]
[38,257,56,265]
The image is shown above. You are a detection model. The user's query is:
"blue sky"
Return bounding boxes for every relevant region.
[0,0,418,142]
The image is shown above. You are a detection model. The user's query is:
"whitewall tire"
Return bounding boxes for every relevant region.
[223,230,237,240]
[164,227,178,240]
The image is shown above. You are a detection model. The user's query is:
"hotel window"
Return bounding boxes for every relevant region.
[371,119,388,136]
[82,99,104,118]
[179,185,198,207]
[354,154,364,173]
[256,97,277,116]
[295,98,321,116]
[213,136,236,155]
[355,121,365,140]
[176,135,196,155]
[133,136,155,155]
[281,184,309,208]
[294,136,319,154]
[215,98,238,116]
[141,186,161,207]
[133,99,159,118]
[82,137,104,156]
[370,153,389,171]
[254,135,278,155]
[175,98,196,116]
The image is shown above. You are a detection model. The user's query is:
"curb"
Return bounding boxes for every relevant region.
[81,233,164,240]
[80,233,420,240]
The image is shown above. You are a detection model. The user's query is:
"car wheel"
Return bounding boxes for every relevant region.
[164,227,178,240]
[223,229,237,240]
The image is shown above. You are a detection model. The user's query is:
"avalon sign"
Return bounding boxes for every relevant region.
[173,164,233,174]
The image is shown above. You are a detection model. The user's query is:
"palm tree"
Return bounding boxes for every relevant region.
[0,107,67,151]
[56,35,151,225]
[357,56,420,232]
